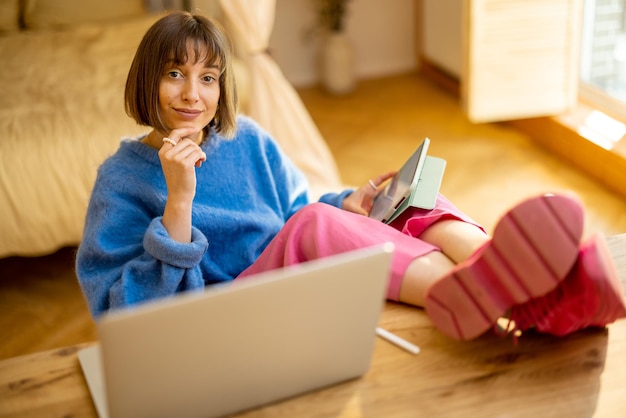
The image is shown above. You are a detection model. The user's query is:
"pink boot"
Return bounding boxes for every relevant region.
[509,233,626,336]
[424,194,584,340]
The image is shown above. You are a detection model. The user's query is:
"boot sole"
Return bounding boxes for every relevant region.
[424,194,584,340]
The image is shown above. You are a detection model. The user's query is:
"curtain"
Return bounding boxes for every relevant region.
[218,0,344,196]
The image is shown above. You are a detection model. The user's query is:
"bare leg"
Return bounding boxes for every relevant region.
[398,219,490,307]
[398,251,455,307]
[419,219,489,263]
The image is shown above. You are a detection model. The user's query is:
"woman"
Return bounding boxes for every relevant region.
[76,12,626,341]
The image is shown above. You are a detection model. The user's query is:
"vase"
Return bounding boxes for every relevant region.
[320,31,356,95]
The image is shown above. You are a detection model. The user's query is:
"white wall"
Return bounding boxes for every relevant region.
[270,0,417,87]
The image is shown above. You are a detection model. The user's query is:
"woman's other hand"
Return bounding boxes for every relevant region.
[342,171,395,216]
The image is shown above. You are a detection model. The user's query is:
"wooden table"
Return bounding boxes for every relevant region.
[2,235,626,418]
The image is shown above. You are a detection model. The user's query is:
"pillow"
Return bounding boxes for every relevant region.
[23,0,146,29]
[0,0,20,33]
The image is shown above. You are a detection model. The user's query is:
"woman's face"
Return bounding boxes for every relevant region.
[158,43,221,142]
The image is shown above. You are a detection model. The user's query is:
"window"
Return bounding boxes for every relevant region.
[580,0,626,122]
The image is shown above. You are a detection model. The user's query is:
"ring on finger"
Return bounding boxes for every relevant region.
[368,179,377,191]
[162,137,177,146]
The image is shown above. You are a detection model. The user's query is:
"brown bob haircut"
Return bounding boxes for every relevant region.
[125,12,238,138]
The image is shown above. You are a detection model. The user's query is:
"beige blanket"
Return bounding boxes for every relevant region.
[0,17,156,257]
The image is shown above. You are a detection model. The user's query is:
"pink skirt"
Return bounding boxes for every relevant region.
[237,194,483,301]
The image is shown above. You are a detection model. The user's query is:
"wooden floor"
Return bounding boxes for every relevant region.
[2,71,626,361]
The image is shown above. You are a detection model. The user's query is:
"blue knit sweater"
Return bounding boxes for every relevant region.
[76,116,351,318]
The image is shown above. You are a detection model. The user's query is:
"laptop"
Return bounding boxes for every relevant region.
[78,244,393,418]
[369,138,446,224]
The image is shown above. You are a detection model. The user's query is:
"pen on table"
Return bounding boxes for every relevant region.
[375,327,420,355]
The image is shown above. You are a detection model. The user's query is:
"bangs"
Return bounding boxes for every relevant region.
[169,35,225,72]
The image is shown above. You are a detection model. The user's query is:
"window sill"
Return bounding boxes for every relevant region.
[508,104,626,198]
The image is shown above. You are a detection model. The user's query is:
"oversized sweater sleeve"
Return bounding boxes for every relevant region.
[76,152,209,319]
[318,190,353,208]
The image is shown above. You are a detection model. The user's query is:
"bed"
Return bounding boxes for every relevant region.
[0,0,343,258]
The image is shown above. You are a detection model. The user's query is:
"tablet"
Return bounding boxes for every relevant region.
[369,138,430,223]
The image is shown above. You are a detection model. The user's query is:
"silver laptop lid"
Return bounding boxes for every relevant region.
[97,244,393,418]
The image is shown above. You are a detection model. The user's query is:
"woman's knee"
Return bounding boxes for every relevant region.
[288,202,340,226]
[299,202,337,217]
